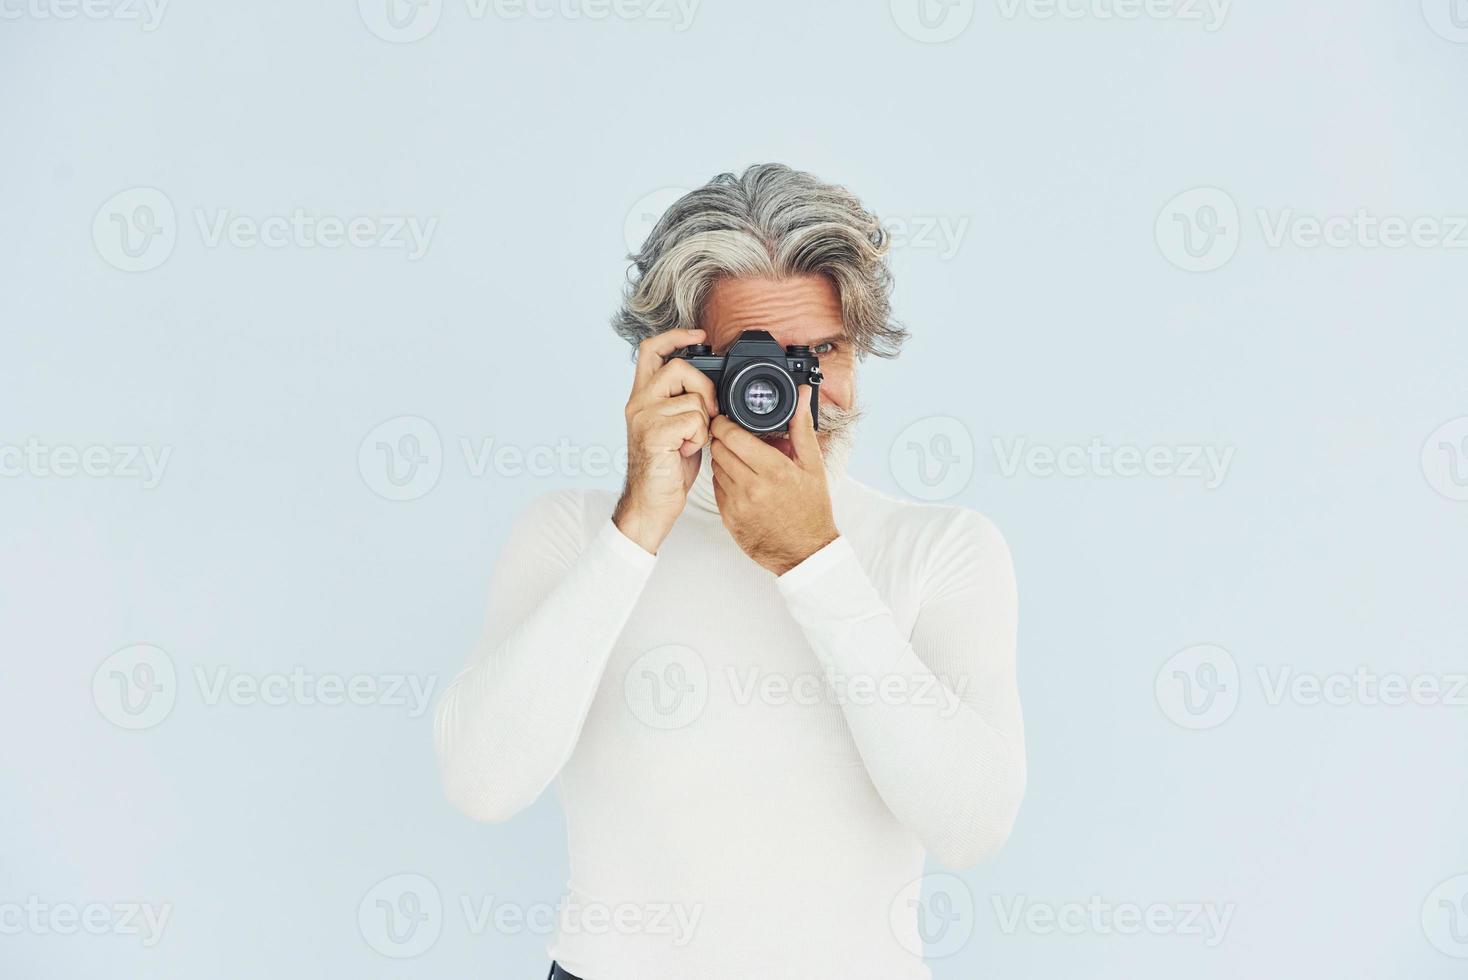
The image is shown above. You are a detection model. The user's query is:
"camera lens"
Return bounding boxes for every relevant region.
[724,362,797,432]
[743,379,779,416]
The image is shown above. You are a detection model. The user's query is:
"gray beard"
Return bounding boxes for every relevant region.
[815,399,860,472]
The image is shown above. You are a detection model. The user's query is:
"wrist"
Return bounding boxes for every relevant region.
[764,525,839,576]
[612,498,670,556]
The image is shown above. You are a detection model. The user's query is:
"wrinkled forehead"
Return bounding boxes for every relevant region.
[700,274,846,353]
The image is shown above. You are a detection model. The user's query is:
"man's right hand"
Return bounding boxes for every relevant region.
[612,328,719,555]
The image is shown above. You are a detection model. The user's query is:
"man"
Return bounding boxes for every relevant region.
[434,163,1025,979]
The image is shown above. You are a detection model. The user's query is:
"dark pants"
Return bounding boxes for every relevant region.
[547,965,581,980]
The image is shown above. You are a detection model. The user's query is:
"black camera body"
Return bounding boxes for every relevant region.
[675,330,822,434]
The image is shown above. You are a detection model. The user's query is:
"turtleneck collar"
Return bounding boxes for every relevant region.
[688,448,719,512]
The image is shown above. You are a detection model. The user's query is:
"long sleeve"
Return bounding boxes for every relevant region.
[434,490,657,822]
[775,508,1026,869]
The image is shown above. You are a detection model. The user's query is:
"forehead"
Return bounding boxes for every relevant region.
[700,274,845,350]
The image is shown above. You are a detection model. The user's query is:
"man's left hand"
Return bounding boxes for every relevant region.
[710,385,838,576]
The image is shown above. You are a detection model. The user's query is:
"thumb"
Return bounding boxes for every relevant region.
[789,384,822,471]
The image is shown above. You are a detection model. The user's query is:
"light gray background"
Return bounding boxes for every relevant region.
[3,0,1467,977]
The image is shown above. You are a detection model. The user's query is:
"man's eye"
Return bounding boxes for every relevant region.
[813,342,837,355]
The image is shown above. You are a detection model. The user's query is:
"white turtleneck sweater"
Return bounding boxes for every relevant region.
[434,458,1025,980]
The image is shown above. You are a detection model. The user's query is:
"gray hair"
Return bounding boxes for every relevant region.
[613,164,907,359]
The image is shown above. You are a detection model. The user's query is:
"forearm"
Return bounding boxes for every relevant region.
[777,535,1026,868]
[434,520,656,821]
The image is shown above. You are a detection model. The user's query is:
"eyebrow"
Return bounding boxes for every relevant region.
[712,331,846,355]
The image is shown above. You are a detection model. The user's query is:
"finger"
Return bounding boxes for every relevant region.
[711,464,730,508]
[655,392,711,423]
[646,411,709,455]
[789,385,822,472]
[710,416,788,475]
[711,462,740,505]
[634,328,707,387]
[650,359,720,418]
[653,394,711,456]
[710,439,756,483]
